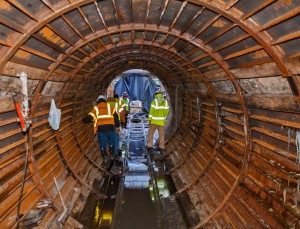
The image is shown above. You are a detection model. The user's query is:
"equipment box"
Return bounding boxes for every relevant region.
[130,100,142,113]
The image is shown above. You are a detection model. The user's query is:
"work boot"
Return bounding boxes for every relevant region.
[146,147,155,156]
[100,148,107,166]
[109,146,115,157]
[146,146,153,151]
[118,148,122,157]
[153,154,163,161]
[121,122,126,128]
[104,157,109,166]
[115,156,123,163]
[157,148,166,155]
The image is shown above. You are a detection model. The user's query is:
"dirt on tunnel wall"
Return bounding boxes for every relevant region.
[0,0,300,228]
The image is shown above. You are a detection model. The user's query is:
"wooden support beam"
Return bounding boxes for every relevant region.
[192,15,221,40]
[157,0,170,29]
[169,1,188,31]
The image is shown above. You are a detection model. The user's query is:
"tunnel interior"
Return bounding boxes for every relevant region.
[0,0,300,228]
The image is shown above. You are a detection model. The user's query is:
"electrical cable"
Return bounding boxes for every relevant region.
[16,137,29,229]
[296,131,300,164]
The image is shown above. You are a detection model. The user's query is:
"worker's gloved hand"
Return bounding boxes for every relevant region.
[116,128,120,134]
[81,116,91,123]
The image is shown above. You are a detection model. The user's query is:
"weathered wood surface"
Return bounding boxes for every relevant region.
[0,0,300,228]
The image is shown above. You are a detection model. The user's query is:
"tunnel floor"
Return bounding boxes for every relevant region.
[77,114,186,229]
[114,142,159,229]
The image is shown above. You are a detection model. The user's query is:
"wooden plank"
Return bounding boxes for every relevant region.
[0,154,23,170]
[223,124,245,137]
[0,138,26,154]
[223,116,244,126]
[251,126,295,144]
[221,145,241,164]
[210,166,233,191]
[202,114,216,123]
[222,46,262,61]
[33,110,49,118]
[202,107,215,115]
[252,138,297,161]
[214,154,239,180]
[222,106,243,114]
[32,119,49,128]
[60,101,74,108]
[202,101,215,107]
[32,128,52,139]
[0,128,21,140]
[250,115,300,129]
[0,117,18,127]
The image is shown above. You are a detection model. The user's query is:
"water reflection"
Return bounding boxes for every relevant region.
[149,178,170,202]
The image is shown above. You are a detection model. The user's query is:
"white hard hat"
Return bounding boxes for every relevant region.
[97,95,106,101]
[155,89,163,94]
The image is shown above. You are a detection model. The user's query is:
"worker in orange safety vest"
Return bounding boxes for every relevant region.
[82,95,120,165]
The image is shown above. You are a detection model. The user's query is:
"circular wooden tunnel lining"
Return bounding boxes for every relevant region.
[0,0,300,228]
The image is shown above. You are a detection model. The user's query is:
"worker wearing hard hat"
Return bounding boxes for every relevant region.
[119,91,130,128]
[147,90,170,151]
[82,95,120,165]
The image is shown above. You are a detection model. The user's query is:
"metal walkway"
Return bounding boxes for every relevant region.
[114,114,160,229]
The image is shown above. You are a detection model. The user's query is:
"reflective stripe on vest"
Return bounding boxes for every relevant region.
[149,114,166,120]
[150,117,166,120]
[115,102,119,114]
[92,103,113,127]
[97,103,112,118]
[151,99,169,109]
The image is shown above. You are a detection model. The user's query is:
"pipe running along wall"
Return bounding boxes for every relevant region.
[0,0,300,228]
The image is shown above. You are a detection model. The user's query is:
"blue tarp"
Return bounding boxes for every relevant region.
[114,73,158,112]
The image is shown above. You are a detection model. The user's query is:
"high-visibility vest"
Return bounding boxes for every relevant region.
[120,97,129,111]
[148,96,169,126]
[107,98,120,115]
[88,102,114,133]
[108,98,123,121]
[117,98,124,113]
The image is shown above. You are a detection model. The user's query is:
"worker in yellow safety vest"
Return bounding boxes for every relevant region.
[107,95,123,157]
[146,91,170,151]
[82,95,120,165]
[119,92,129,128]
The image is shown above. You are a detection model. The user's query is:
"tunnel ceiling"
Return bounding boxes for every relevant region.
[0,0,299,108]
[1,0,300,228]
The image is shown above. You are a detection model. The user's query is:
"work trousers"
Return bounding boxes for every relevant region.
[120,109,126,124]
[147,124,165,149]
[97,131,114,149]
[120,110,128,128]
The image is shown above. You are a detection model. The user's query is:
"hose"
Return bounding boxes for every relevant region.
[16,139,29,229]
